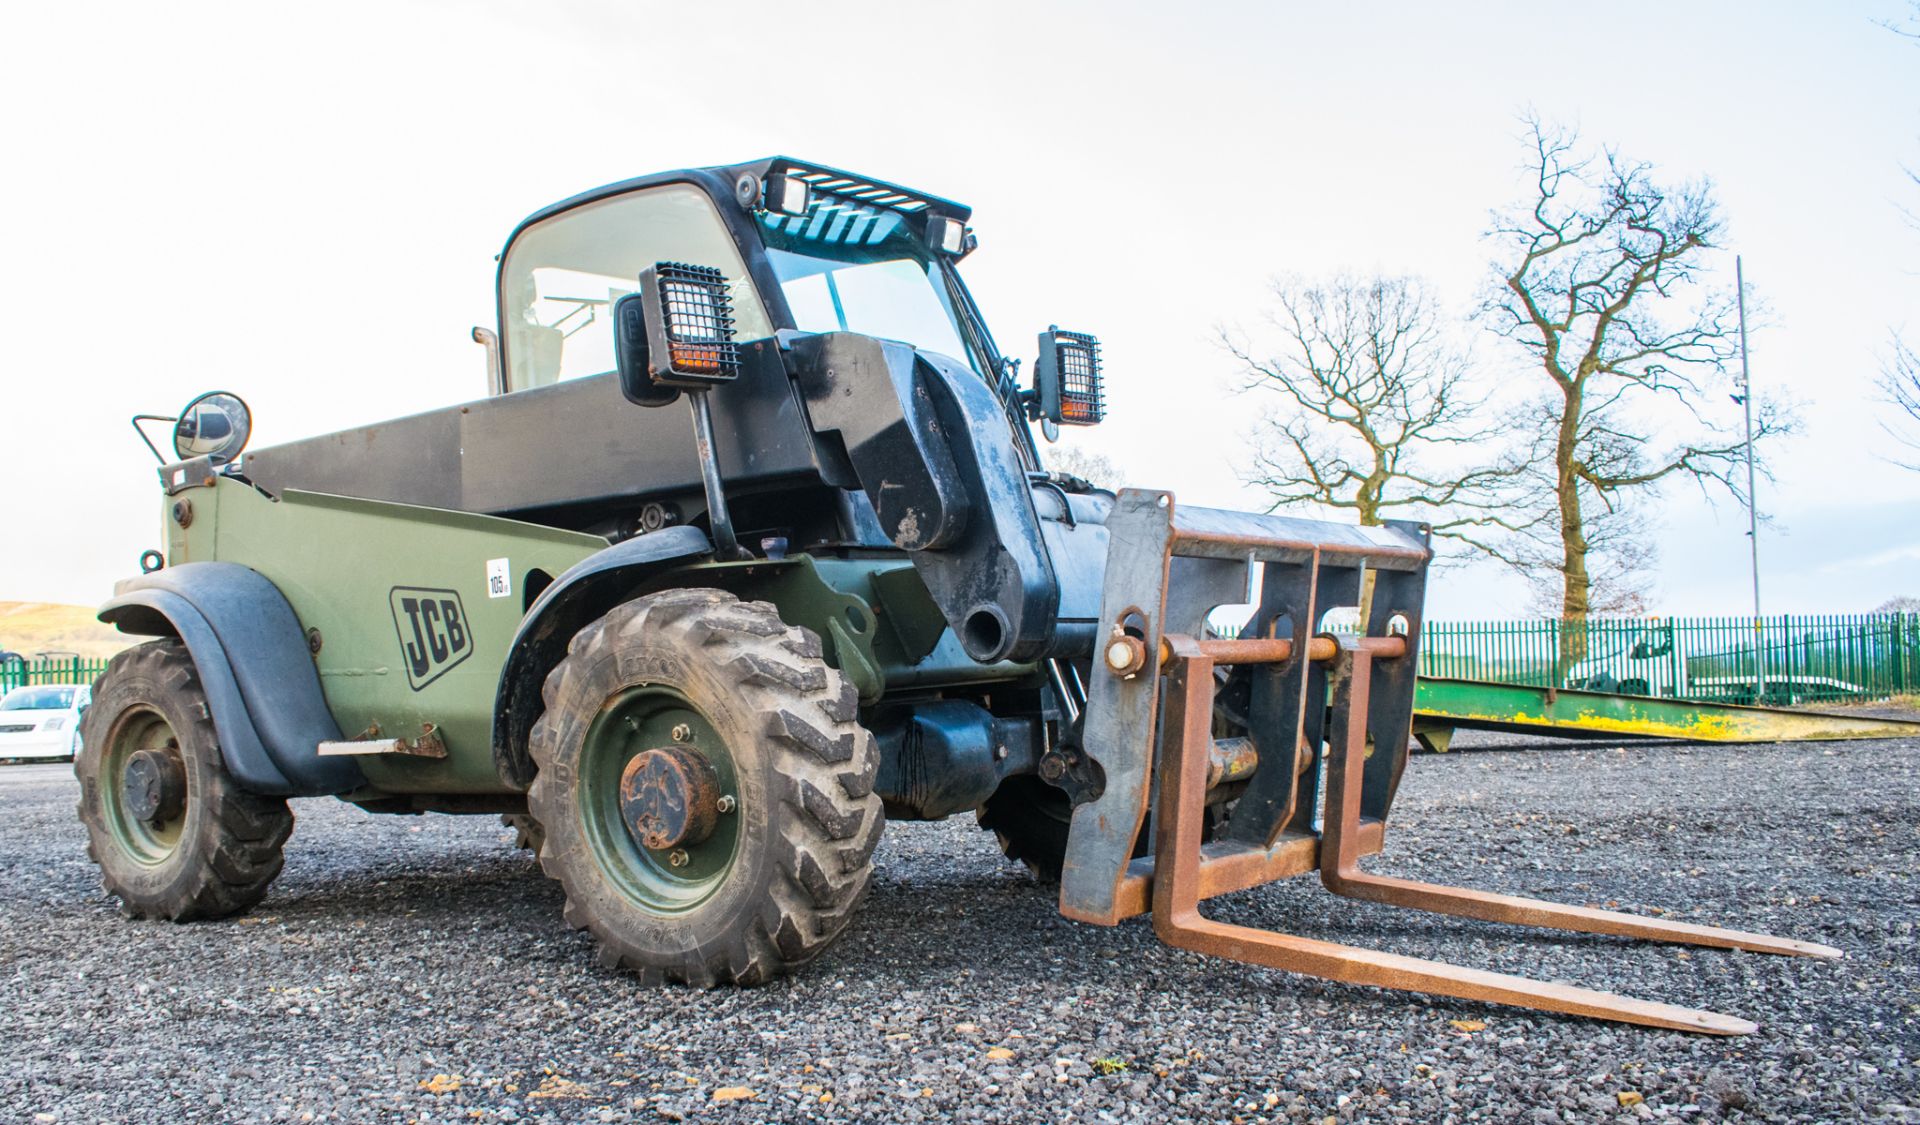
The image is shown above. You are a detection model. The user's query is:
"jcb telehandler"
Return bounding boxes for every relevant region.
[81,159,1835,1033]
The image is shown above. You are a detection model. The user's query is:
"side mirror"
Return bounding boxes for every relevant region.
[613,293,678,407]
[172,391,252,465]
[615,261,742,407]
[1033,327,1105,433]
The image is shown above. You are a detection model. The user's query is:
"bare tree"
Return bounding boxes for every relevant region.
[1223,274,1518,541]
[1880,5,1920,453]
[1882,337,1920,467]
[1480,118,1791,620]
[1044,445,1123,489]
[1902,6,1920,226]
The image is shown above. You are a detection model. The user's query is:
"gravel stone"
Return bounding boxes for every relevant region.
[2,734,1915,1122]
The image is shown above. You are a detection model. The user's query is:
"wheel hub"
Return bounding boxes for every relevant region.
[123,748,186,825]
[619,746,722,851]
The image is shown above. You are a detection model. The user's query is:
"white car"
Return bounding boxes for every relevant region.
[0,684,91,761]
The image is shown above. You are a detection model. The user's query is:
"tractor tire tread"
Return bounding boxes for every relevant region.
[76,641,293,922]
[527,588,881,987]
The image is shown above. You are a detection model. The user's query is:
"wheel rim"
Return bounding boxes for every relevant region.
[578,685,741,913]
[102,705,188,865]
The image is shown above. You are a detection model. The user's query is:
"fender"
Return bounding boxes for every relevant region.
[491,524,713,789]
[99,563,360,797]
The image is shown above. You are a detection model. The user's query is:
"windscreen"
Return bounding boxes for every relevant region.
[499,184,773,391]
[758,199,979,373]
[1,687,74,710]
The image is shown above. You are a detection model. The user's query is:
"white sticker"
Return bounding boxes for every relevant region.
[486,557,512,599]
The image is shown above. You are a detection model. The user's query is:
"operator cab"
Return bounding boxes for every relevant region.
[489,160,989,396]
[239,158,1108,662]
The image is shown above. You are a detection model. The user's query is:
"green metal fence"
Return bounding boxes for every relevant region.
[1417,614,1920,706]
[11,616,1918,708]
[1216,613,1920,706]
[0,656,112,696]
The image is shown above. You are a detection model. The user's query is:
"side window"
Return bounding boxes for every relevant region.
[497,184,773,392]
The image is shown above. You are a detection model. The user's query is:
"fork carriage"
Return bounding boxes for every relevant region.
[1068,490,1836,1035]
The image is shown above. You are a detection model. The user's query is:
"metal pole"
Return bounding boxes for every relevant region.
[686,390,738,557]
[1736,257,1764,700]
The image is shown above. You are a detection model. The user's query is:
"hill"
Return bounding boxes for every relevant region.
[0,602,133,660]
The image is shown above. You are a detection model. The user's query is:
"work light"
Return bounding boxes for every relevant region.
[926,215,974,257]
[641,261,741,387]
[1036,327,1105,426]
[762,172,811,217]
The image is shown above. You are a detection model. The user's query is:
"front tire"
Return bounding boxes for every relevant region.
[527,589,882,985]
[76,641,293,920]
[502,812,545,854]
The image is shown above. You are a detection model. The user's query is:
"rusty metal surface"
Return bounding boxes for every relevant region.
[1056,488,1837,1032]
[618,746,721,851]
[1108,823,1387,921]
[1064,490,1427,925]
[1146,634,1761,1036]
[316,722,448,759]
[1161,635,1341,667]
[1319,647,1842,960]
[1205,737,1260,788]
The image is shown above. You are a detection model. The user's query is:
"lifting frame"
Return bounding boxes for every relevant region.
[1062,490,1838,1035]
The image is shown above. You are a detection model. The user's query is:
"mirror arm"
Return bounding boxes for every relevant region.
[129,414,176,465]
[473,327,504,395]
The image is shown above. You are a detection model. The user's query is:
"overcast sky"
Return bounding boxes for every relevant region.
[4,0,1915,618]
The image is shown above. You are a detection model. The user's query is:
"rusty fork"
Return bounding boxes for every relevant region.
[1319,638,1841,960]
[1149,632,1840,1036]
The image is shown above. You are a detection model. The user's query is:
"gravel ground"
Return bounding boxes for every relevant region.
[2,737,1914,1124]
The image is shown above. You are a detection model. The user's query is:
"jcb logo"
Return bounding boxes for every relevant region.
[389,587,473,691]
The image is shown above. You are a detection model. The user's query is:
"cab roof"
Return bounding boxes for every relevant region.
[505,157,972,253]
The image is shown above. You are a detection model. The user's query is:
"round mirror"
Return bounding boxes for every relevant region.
[172,391,252,465]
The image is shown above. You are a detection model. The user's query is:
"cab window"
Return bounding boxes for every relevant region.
[498,184,772,392]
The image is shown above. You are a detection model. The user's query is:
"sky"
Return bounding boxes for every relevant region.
[2,0,1916,619]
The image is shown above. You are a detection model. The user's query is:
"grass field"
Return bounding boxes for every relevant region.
[0,601,132,659]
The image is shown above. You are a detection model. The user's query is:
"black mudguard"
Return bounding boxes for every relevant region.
[99,563,359,798]
[490,524,713,789]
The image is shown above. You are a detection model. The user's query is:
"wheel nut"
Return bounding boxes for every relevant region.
[671,723,693,742]
[715,795,736,814]
[667,848,690,867]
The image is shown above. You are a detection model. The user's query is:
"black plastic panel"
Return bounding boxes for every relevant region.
[243,345,827,528]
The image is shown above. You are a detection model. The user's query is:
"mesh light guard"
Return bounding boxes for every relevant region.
[1040,328,1105,426]
[645,261,741,386]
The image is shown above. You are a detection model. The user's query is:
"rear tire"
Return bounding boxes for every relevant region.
[527,589,882,985]
[76,641,293,920]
